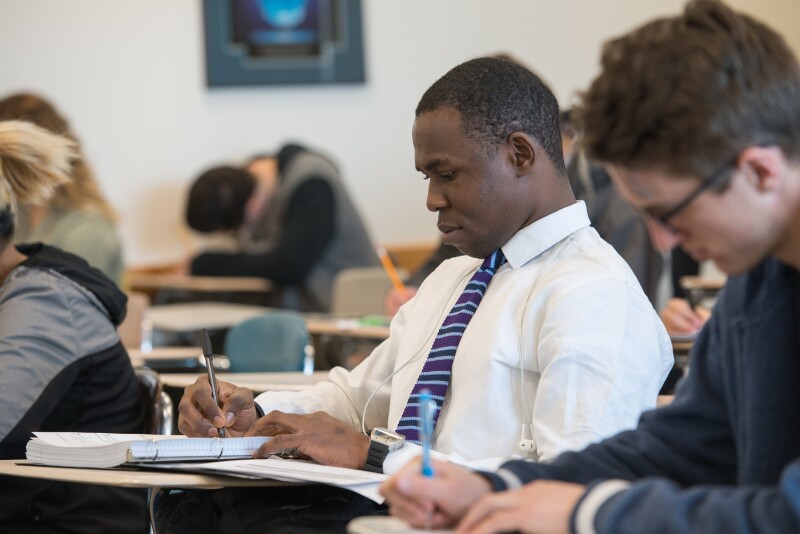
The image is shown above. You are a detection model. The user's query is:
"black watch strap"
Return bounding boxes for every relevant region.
[363,440,390,473]
[254,402,265,419]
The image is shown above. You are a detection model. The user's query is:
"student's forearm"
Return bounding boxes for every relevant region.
[576,464,800,534]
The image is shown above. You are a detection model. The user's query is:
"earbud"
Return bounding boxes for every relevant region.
[518,424,535,453]
[518,439,535,452]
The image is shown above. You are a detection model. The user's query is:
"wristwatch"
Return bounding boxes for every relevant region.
[363,427,405,473]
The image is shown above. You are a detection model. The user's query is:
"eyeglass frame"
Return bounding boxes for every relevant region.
[639,162,734,232]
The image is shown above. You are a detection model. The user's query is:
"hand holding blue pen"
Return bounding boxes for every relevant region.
[418,389,436,478]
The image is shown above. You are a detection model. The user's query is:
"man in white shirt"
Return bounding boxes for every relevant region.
[168,57,672,531]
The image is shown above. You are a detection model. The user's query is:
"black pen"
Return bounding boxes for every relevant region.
[200,329,225,438]
[686,287,703,313]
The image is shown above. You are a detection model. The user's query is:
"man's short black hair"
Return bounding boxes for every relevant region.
[416,57,565,173]
[186,166,256,233]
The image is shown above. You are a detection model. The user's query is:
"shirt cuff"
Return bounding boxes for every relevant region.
[475,466,526,492]
[571,479,631,534]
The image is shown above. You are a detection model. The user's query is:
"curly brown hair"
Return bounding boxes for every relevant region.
[577,0,800,179]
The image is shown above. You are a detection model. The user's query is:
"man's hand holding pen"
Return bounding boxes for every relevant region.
[176,378,372,468]
[177,376,259,438]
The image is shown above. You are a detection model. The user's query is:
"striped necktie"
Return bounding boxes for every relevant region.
[396,248,507,443]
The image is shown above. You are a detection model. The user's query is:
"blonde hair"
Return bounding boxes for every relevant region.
[0,93,116,221]
[0,120,76,215]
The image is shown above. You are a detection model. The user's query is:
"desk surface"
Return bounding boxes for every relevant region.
[129,273,272,293]
[147,302,269,332]
[304,316,390,341]
[0,460,285,489]
[679,275,726,292]
[147,302,391,341]
[129,346,202,367]
[160,371,330,393]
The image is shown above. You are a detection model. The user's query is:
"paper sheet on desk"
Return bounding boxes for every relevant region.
[33,432,177,446]
[166,457,388,503]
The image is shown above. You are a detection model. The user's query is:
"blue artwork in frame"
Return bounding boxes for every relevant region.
[203,0,365,87]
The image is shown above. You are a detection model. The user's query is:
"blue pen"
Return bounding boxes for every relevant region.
[418,389,436,477]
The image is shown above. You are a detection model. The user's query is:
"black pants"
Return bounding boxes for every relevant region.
[155,485,388,534]
[0,477,147,534]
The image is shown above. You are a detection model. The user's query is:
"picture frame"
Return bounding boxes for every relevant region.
[203,0,366,87]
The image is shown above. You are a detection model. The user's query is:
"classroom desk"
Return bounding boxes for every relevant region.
[147,302,391,341]
[679,275,726,292]
[671,339,695,354]
[304,316,390,341]
[130,346,205,366]
[147,302,269,333]
[0,460,286,490]
[129,273,272,295]
[160,371,329,393]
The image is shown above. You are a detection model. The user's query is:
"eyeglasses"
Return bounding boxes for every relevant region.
[640,163,733,232]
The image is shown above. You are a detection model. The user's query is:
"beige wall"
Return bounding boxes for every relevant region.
[0,1,797,264]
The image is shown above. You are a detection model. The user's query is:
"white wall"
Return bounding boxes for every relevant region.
[0,0,797,265]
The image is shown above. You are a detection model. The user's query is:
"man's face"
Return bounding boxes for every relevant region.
[609,164,781,275]
[413,108,533,259]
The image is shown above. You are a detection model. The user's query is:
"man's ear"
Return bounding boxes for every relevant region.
[738,145,785,192]
[507,132,536,174]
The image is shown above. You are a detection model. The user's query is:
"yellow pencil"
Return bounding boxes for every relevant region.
[376,246,408,295]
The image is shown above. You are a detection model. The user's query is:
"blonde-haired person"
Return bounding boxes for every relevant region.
[0,93,123,284]
[0,121,147,533]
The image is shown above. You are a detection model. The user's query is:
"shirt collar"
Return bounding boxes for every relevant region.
[501,201,591,269]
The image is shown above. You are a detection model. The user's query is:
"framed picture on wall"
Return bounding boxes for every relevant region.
[203,0,365,87]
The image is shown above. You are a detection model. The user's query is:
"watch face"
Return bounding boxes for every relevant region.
[371,427,405,449]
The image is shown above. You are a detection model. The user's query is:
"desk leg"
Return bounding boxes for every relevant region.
[148,486,165,534]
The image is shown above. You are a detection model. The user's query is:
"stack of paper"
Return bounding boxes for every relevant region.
[168,458,388,502]
[26,432,269,468]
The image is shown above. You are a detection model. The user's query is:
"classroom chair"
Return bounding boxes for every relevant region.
[224,310,314,373]
[135,368,174,435]
[118,291,151,350]
[330,266,408,317]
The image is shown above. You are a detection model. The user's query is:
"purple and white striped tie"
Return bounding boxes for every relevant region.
[396,249,507,444]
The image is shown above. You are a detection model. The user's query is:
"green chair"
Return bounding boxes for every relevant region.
[224,310,314,373]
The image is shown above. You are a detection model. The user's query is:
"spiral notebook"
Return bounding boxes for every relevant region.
[26,432,269,468]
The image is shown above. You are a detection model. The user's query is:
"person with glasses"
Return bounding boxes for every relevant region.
[654,170,732,335]
[380,2,800,533]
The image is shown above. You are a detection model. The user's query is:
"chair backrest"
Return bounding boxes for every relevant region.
[330,266,408,317]
[224,310,312,373]
[135,368,174,435]
[118,291,151,350]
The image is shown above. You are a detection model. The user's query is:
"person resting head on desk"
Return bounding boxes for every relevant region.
[381,2,800,533]
[182,143,378,312]
[161,57,673,532]
[0,121,147,533]
[0,92,124,285]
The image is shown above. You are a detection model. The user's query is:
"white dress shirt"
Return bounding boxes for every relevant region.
[255,201,673,473]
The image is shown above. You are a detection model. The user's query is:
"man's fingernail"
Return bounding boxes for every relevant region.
[214,416,225,427]
[225,412,235,425]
